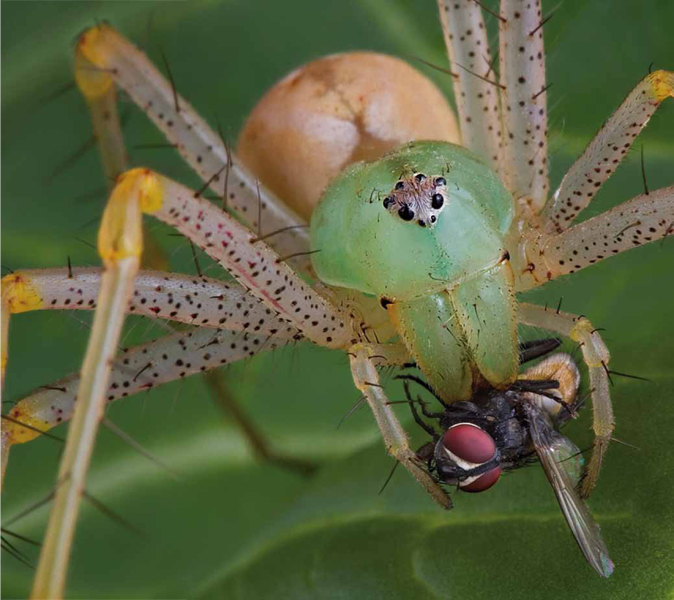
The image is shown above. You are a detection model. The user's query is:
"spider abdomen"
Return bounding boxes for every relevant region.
[238,52,460,220]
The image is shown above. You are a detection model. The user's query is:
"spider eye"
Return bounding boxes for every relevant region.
[443,423,500,493]
[434,177,446,187]
[431,193,444,209]
[414,173,426,182]
[395,181,405,190]
[383,196,393,208]
[398,205,414,221]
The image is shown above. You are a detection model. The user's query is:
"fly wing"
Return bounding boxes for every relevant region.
[525,403,614,577]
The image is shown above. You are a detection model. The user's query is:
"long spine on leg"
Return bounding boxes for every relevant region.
[32,169,160,599]
[498,0,549,213]
[542,71,674,233]
[438,0,501,169]
[75,25,309,263]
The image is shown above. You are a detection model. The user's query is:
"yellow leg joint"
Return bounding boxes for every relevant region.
[569,317,593,343]
[1,272,43,314]
[648,70,674,102]
[4,407,51,445]
[570,317,609,368]
[98,168,164,263]
[74,25,116,99]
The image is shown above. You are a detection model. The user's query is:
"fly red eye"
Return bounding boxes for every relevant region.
[443,423,496,464]
[461,466,501,493]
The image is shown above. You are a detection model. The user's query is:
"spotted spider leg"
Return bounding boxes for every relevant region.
[512,70,673,287]
[540,70,674,233]
[136,171,352,347]
[1,266,298,478]
[514,183,673,492]
[1,268,300,339]
[517,186,674,289]
[0,264,301,456]
[498,0,549,214]
[437,0,501,170]
[517,303,612,498]
[6,327,292,449]
[349,345,452,510]
[7,332,410,451]
[75,25,310,265]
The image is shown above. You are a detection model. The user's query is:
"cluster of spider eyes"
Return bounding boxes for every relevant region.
[382,173,447,228]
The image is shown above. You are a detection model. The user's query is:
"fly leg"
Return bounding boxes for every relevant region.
[518,338,561,364]
[401,381,440,440]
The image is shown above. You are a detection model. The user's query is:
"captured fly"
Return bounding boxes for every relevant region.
[401,339,614,578]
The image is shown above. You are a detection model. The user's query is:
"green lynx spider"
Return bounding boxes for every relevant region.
[1,0,673,596]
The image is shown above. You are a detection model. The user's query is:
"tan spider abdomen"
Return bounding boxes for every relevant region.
[238,52,460,220]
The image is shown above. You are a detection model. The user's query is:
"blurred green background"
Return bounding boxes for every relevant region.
[2,1,673,598]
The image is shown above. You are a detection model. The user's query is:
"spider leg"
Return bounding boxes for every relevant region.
[517,186,674,290]
[518,303,612,498]
[1,268,299,339]
[74,29,167,271]
[74,36,126,185]
[438,0,501,170]
[395,373,450,410]
[498,0,549,213]
[2,327,287,450]
[349,344,452,510]
[75,24,310,265]
[541,71,673,233]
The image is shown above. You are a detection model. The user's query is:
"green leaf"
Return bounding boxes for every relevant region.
[2,1,673,599]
